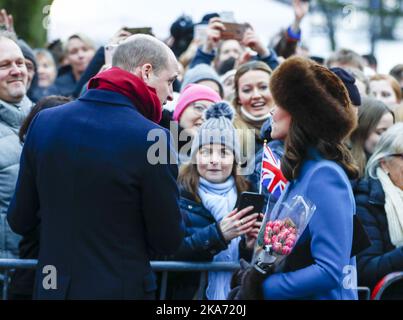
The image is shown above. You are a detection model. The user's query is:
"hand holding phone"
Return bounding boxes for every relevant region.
[221,22,247,42]
[219,206,259,242]
[236,192,265,215]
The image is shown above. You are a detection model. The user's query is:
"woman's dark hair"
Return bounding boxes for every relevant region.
[19,95,72,142]
[269,56,360,181]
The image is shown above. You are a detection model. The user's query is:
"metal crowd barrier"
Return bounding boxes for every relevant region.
[0,259,240,300]
[0,259,373,300]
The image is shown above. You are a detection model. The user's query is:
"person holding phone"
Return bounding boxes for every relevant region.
[164,102,262,300]
[189,17,279,75]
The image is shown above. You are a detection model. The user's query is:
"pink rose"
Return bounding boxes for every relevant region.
[287,234,297,242]
[273,226,280,234]
[282,229,290,237]
[264,237,272,245]
[285,239,295,248]
[271,235,278,244]
[278,233,287,242]
[273,242,283,253]
[281,246,292,255]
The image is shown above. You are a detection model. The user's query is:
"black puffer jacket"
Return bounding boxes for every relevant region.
[353,178,403,290]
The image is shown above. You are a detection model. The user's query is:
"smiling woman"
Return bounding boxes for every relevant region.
[232,61,273,172]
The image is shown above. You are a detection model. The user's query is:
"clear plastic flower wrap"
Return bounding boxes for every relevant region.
[252,195,316,274]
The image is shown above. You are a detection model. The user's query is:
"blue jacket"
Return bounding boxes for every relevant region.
[189,47,280,71]
[7,89,184,299]
[263,148,357,300]
[163,188,252,299]
[353,178,403,289]
[54,66,77,97]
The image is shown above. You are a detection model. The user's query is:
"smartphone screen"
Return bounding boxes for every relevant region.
[123,27,153,35]
[221,22,247,42]
[194,24,208,42]
[236,192,265,215]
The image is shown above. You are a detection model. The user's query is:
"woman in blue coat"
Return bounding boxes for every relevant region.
[259,57,360,300]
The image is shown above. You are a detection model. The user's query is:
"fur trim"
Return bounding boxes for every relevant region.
[270,56,357,141]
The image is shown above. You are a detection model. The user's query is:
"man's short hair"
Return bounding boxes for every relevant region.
[112,34,169,75]
[326,48,365,71]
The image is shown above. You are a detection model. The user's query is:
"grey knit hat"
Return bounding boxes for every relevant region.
[181,63,224,98]
[191,102,240,161]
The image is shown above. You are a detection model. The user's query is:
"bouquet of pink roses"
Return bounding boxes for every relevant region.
[252,195,316,274]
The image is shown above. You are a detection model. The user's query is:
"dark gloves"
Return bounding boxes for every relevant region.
[227,259,273,300]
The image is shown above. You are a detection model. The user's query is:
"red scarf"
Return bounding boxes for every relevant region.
[88,67,162,123]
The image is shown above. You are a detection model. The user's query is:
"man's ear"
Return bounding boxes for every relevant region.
[140,63,153,83]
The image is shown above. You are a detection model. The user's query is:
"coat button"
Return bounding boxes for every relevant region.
[188,205,193,209]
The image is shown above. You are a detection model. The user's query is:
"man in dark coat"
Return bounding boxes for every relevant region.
[7,34,184,300]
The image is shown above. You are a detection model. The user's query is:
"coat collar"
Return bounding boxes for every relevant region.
[179,187,216,221]
[354,178,385,206]
[78,89,138,110]
[367,178,385,206]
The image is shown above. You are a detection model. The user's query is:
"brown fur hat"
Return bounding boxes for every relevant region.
[270,56,357,142]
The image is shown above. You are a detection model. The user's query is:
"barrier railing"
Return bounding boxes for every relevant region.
[0,259,373,300]
[0,259,240,300]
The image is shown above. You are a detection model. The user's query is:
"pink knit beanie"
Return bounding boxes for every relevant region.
[173,84,221,121]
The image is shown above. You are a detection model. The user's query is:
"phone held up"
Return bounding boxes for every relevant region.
[236,192,265,219]
[221,22,248,42]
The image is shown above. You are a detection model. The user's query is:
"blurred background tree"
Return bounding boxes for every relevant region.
[0,0,54,47]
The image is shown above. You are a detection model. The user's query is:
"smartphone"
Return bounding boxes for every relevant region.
[123,27,153,36]
[104,44,118,65]
[194,24,208,42]
[236,192,265,216]
[219,11,235,23]
[221,22,247,42]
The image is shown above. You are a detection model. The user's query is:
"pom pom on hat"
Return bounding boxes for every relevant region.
[191,102,240,161]
[205,102,234,121]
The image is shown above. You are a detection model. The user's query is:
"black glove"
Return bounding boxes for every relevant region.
[228,259,273,300]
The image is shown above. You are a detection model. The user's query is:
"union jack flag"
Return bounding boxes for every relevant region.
[260,143,287,199]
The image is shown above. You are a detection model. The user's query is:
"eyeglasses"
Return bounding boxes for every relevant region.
[388,153,403,159]
[190,103,209,114]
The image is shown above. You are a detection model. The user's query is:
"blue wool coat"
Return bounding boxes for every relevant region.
[7,89,184,299]
[263,148,358,300]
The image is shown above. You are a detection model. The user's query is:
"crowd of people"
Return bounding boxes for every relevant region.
[0,0,402,300]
